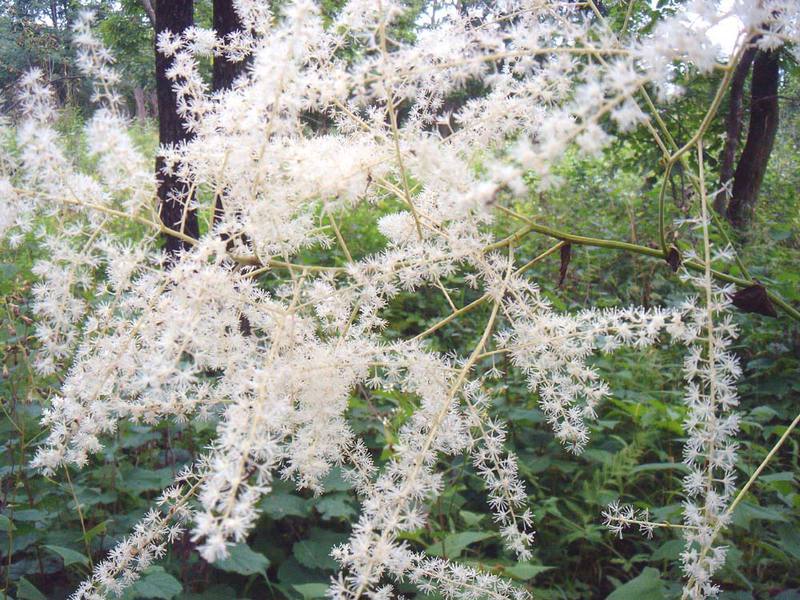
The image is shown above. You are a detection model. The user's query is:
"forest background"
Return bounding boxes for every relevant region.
[1,1,799,599]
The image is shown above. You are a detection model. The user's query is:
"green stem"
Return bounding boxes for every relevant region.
[494,205,800,322]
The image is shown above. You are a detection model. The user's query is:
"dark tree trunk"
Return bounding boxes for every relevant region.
[212,0,245,91]
[715,45,756,215]
[726,50,780,228]
[155,0,198,257]
[212,0,247,228]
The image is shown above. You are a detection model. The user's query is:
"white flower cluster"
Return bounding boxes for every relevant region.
[72,474,195,599]
[678,277,741,599]
[502,298,683,452]
[1,1,796,599]
[602,501,655,539]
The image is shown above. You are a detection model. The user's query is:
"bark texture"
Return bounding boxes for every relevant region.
[715,45,756,215]
[726,50,780,228]
[212,0,247,228]
[155,0,198,257]
[212,0,245,91]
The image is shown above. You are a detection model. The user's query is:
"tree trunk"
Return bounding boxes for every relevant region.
[141,0,156,27]
[155,0,198,257]
[715,45,756,215]
[212,0,247,228]
[726,50,780,228]
[212,0,245,92]
[133,86,148,123]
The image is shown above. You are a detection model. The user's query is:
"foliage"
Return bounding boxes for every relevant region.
[1,1,800,600]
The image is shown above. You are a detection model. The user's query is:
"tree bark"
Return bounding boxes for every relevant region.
[155,0,198,257]
[141,0,156,27]
[726,50,780,228]
[212,0,245,92]
[715,45,756,215]
[133,86,148,123]
[212,0,247,228]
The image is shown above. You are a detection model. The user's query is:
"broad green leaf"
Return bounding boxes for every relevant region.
[607,567,665,600]
[731,501,787,529]
[117,467,175,496]
[11,510,48,522]
[777,528,800,561]
[293,539,338,570]
[320,467,353,492]
[458,510,484,527]
[0,514,15,531]
[213,543,270,577]
[315,494,356,520]
[426,531,495,558]
[125,567,182,599]
[503,563,553,580]
[16,577,47,600]
[43,544,90,567]
[177,584,238,599]
[259,490,309,519]
[650,539,684,562]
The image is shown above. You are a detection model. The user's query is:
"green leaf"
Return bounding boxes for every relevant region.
[426,531,495,558]
[503,563,553,580]
[320,467,353,492]
[259,490,309,519]
[43,544,90,567]
[650,539,684,562]
[607,567,665,600]
[177,584,238,599]
[117,467,175,496]
[16,577,47,600]
[292,583,330,599]
[125,567,183,599]
[0,514,15,531]
[292,529,347,571]
[82,519,112,543]
[293,539,338,571]
[11,509,48,522]
[315,494,356,520]
[777,528,800,561]
[213,543,270,577]
[731,501,787,529]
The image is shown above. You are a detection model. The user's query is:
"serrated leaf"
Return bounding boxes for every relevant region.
[43,544,90,567]
[213,543,269,577]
